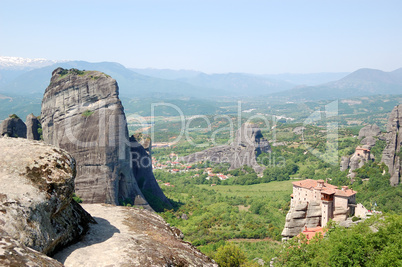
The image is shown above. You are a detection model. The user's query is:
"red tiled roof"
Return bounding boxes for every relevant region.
[299,227,327,243]
[292,179,356,197]
[334,188,357,197]
[292,179,337,190]
[321,188,336,195]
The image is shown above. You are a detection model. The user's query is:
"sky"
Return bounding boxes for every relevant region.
[1,0,402,74]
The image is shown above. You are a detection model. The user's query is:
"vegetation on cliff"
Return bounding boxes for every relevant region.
[275,214,402,266]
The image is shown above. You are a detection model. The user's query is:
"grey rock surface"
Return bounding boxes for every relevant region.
[360,136,377,149]
[0,230,63,267]
[180,123,271,174]
[358,124,381,139]
[282,201,323,239]
[381,104,402,186]
[130,134,171,209]
[340,156,350,171]
[54,204,217,267]
[340,145,374,176]
[41,68,149,206]
[0,116,27,138]
[0,137,94,256]
[25,113,41,140]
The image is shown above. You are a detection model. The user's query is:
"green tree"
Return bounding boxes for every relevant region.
[214,243,247,267]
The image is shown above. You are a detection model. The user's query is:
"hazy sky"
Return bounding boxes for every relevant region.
[1,0,401,74]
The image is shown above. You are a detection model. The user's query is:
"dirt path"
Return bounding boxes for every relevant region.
[53,204,133,267]
[53,204,217,267]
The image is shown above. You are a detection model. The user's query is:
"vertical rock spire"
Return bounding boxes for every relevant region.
[41,68,149,206]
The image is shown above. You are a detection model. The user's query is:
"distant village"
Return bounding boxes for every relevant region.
[152,152,231,187]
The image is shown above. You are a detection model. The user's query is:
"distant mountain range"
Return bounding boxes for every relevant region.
[273,68,402,101]
[0,60,297,98]
[0,56,401,102]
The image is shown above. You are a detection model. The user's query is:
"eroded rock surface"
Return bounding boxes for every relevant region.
[0,116,26,138]
[26,113,41,140]
[340,146,374,177]
[181,123,271,174]
[281,201,321,238]
[130,135,172,209]
[358,124,382,149]
[381,104,402,186]
[41,68,148,206]
[54,204,217,267]
[0,137,94,256]
[0,230,63,267]
[358,124,381,140]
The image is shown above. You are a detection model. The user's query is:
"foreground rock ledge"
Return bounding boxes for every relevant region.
[54,204,217,267]
[0,137,94,259]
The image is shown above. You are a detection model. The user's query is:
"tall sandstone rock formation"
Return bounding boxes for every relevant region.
[180,123,271,174]
[0,115,27,138]
[382,104,402,186]
[358,124,382,148]
[25,113,41,140]
[41,68,148,206]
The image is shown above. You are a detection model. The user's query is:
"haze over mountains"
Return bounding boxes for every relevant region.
[275,67,402,101]
[0,56,401,102]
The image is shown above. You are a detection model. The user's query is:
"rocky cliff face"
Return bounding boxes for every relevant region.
[340,146,374,177]
[381,104,402,186]
[281,201,321,239]
[180,123,271,174]
[0,137,94,257]
[358,124,382,148]
[130,135,172,209]
[0,137,213,266]
[0,115,26,138]
[41,68,148,206]
[358,124,381,140]
[26,113,41,140]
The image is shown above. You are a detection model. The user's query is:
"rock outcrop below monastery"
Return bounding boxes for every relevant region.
[358,124,381,140]
[0,115,27,138]
[381,104,402,186]
[281,201,322,238]
[0,137,94,257]
[180,123,271,174]
[359,124,382,148]
[41,68,148,206]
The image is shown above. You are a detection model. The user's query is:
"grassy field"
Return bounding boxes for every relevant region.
[160,180,294,263]
[198,180,294,198]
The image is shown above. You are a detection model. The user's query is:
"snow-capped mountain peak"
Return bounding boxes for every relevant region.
[0,56,62,70]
